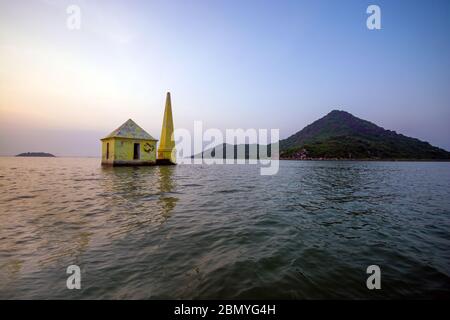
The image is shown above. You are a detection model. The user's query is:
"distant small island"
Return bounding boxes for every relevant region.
[16,152,55,157]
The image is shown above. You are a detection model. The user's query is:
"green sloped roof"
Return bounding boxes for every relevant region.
[102,119,157,140]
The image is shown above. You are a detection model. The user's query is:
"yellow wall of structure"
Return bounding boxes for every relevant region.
[101,138,156,164]
[114,138,156,162]
[101,138,116,164]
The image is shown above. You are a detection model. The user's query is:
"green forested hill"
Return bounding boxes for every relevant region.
[280,110,450,160]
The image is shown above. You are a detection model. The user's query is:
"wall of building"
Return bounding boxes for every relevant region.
[114,138,157,164]
[101,138,115,165]
[101,138,157,165]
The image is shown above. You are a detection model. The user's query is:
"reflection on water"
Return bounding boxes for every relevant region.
[0,157,449,299]
[157,166,178,220]
[98,165,178,230]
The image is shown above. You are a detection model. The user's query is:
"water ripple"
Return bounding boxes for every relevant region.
[0,158,449,299]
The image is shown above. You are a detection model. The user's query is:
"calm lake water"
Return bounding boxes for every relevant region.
[0,157,449,299]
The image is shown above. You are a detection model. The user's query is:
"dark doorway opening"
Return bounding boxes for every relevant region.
[106,143,109,159]
[133,143,140,160]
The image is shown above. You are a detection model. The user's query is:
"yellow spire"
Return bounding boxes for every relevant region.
[157,92,176,163]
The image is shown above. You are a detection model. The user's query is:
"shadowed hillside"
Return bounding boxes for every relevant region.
[280,110,450,160]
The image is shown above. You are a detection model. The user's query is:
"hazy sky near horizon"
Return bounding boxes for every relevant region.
[1,0,450,156]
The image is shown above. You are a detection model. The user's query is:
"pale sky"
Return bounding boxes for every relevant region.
[1,0,450,156]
